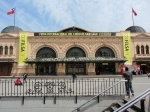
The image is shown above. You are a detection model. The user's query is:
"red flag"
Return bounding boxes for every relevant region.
[7,8,15,15]
[132,8,137,16]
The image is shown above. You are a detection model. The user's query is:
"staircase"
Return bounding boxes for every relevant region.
[102,98,144,112]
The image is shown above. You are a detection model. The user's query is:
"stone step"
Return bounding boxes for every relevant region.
[116,100,141,112]
[103,98,145,112]
[102,103,116,112]
[123,98,143,112]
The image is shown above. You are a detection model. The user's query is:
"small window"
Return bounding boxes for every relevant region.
[5,46,8,55]
[0,46,3,55]
[141,45,144,54]
[136,45,140,54]
[10,46,13,55]
[146,45,149,54]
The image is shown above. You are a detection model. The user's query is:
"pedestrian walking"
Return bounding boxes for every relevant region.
[123,67,134,97]
[23,73,28,83]
[72,73,77,83]
[147,72,150,78]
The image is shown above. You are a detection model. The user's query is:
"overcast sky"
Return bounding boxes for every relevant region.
[0,0,150,32]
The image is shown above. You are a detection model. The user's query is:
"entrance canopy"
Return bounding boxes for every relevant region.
[25,57,126,63]
[0,59,16,63]
[134,58,150,62]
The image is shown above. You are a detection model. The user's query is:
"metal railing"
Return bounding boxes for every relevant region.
[72,80,126,112]
[114,88,150,112]
[0,77,125,97]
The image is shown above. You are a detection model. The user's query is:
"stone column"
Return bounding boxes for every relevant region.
[57,63,65,75]
[115,63,121,75]
[16,64,28,76]
[11,63,18,76]
[87,63,95,75]
[27,64,35,75]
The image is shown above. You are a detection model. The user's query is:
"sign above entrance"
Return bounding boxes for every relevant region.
[34,32,116,36]
[102,63,108,65]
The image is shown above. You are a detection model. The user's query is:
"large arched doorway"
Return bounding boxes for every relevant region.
[95,47,116,75]
[36,47,56,75]
[66,47,86,75]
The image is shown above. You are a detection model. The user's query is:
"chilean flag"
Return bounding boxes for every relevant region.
[7,8,15,15]
[132,8,137,16]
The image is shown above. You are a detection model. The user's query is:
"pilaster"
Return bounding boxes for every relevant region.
[57,63,65,75]
[87,63,95,75]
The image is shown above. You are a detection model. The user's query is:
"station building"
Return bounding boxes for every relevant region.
[0,26,149,76]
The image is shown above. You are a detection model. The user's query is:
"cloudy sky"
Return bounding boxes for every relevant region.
[0,0,150,32]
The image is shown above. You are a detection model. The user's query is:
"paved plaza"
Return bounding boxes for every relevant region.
[132,76,150,96]
[126,76,150,111]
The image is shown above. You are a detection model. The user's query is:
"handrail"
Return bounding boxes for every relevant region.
[72,80,126,112]
[114,88,150,112]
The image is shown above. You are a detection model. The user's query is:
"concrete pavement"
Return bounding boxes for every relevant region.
[128,76,150,111]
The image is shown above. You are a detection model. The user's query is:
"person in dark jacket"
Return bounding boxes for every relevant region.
[23,73,28,83]
[123,67,134,97]
[147,72,150,78]
[72,73,77,83]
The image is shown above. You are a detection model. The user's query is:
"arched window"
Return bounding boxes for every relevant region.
[66,47,86,75]
[141,45,144,54]
[0,46,3,55]
[36,47,56,75]
[146,45,149,54]
[95,47,115,75]
[95,47,115,57]
[136,45,140,54]
[5,46,8,55]
[66,47,86,57]
[36,47,56,58]
[10,46,13,55]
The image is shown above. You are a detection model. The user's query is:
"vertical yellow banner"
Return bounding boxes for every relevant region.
[19,33,28,64]
[123,33,132,65]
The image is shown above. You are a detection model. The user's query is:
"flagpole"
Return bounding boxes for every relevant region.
[14,8,15,26]
[132,8,134,26]
[14,8,16,32]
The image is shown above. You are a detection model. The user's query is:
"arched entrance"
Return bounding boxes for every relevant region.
[66,47,86,75]
[95,47,115,75]
[36,47,56,75]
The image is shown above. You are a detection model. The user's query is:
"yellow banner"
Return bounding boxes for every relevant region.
[123,33,132,65]
[19,33,28,64]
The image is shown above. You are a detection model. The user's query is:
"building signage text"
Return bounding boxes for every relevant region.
[123,33,132,64]
[19,34,28,65]
[34,32,116,36]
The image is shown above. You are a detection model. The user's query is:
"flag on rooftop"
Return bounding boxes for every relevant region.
[7,8,15,15]
[132,8,137,16]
